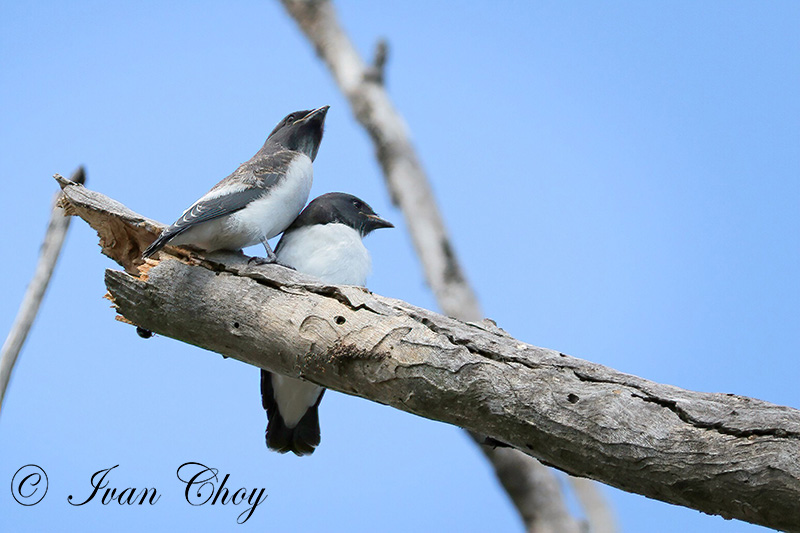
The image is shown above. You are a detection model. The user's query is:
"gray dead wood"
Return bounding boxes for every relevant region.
[57,177,800,532]
[0,168,85,412]
[277,1,601,530]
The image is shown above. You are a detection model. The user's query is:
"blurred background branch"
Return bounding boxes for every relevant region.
[278,1,615,531]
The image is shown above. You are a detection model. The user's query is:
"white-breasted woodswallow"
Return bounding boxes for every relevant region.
[142,106,330,261]
[262,192,394,456]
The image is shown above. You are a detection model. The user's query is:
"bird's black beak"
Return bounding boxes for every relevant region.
[364,213,394,234]
[293,106,330,162]
[297,105,330,125]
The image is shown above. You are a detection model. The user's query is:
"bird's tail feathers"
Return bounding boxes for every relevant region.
[142,235,167,259]
[261,370,324,456]
[141,227,184,259]
[265,404,323,456]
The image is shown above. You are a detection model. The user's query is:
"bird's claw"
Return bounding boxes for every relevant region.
[248,256,277,266]
[247,256,296,271]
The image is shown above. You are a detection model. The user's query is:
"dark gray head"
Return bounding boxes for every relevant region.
[286,192,394,237]
[265,106,330,161]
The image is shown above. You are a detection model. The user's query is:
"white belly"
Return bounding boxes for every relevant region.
[271,374,324,427]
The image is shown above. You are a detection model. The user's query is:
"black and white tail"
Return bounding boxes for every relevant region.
[260,370,325,456]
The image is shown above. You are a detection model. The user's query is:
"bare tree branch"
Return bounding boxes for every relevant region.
[568,477,617,533]
[0,167,85,412]
[482,445,580,533]
[277,1,613,530]
[57,177,800,533]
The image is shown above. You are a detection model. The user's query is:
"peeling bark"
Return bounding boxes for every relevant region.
[58,177,800,532]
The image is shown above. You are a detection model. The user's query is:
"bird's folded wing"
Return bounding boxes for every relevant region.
[142,155,295,258]
[171,149,296,232]
[170,186,265,232]
[169,161,288,229]
[141,185,270,258]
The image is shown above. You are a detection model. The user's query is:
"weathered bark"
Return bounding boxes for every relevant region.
[277,1,603,530]
[0,167,85,412]
[57,176,800,532]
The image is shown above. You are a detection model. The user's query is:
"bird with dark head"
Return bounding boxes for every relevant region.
[261,192,393,456]
[142,106,329,262]
[265,108,327,162]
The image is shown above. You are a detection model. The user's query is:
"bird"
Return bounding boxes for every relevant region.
[261,192,394,456]
[142,106,330,262]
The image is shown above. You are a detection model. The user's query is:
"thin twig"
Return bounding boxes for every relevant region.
[0,167,85,413]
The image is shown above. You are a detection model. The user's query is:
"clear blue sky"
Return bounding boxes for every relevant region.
[2,2,798,532]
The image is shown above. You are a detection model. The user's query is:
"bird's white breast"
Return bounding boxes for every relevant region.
[227,154,313,244]
[276,223,372,286]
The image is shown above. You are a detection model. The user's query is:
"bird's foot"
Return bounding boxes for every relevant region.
[246,256,296,271]
[249,245,282,266]
[248,256,277,266]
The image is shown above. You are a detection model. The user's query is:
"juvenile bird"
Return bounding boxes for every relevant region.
[142,106,329,261]
[262,192,394,455]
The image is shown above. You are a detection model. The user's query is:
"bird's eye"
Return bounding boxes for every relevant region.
[286,114,295,124]
[352,200,363,209]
